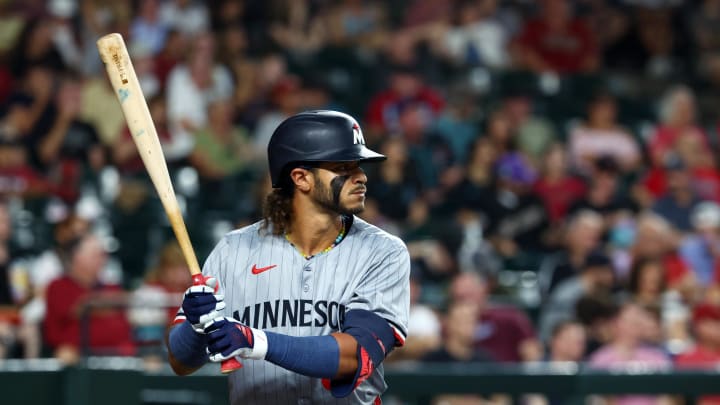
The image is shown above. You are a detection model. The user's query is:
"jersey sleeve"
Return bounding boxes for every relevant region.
[345,236,411,346]
[172,237,229,325]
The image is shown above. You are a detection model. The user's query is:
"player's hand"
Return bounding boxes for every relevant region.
[204,317,267,362]
[181,277,225,333]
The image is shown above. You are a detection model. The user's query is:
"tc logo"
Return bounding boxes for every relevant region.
[352,123,365,145]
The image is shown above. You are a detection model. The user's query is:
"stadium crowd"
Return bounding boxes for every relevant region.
[3,0,720,401]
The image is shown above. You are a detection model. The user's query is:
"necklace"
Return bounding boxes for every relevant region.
[285,217,346,260]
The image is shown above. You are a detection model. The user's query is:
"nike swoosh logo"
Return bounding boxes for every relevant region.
[251,264,277,275]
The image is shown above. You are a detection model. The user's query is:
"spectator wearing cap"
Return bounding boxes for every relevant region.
[538,251,615,341]
[480,152,551,267]
[680,201,720,287]
[651,154,701,232]
[676,303,720,367]
[675,303,720,405]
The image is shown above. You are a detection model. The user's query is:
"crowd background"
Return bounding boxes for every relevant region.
[3,0,720,402]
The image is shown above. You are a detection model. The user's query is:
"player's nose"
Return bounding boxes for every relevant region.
[350,167,366,184]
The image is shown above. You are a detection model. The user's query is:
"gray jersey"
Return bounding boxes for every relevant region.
[195,216,410,405]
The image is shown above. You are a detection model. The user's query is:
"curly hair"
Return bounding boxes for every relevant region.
[261,188,294,236]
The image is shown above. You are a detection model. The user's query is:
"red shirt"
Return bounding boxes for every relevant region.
[533,176,587,223]
[515,19,597,73]
[649,125,709,165]
[474,306,536,362]
[44,276,135,355]
[365,88,444,133]
[665,253,691,287]
[675,346,720,405]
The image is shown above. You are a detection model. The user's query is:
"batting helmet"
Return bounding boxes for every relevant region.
[267,110,386,188]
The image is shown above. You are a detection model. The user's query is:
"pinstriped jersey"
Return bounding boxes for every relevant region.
[197,216,410,405]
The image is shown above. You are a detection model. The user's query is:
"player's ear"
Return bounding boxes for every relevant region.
[289,167,313,193]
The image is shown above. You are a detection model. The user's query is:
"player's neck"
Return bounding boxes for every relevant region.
[287,206,344,258]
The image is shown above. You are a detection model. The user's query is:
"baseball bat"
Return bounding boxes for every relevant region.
[96,33,241,374]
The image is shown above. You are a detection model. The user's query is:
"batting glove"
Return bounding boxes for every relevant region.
[181,277,226,333]
[204,317,268,362]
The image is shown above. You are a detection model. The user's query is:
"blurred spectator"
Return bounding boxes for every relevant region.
[390,271,441,361]
[190,97,256,213]
[511,0,599,74]
[680,202,720,287]
[397,101,458,196]
[651,154,701,232]
[324,0,388,50]
[547,320,586,362]
[251,75,304,158]
[216,24,255,114]
[268,0,326,55]
[31,72,105,202]
[44,233,134,364]
[9,17,66,77]
[166,32,233,162]
[568,156,636,221]
[533,142,587,225]
[432,0,509,69]
[446,137,497,214]
[22,212,91,358]
[693,0,720,92]
[538,210,604,295]
[130,0,167,55]
[649,85,709,169]
[421,300,496,405]
[538,251,615,341]
[568,92,641,175]
[365,63,445,136]
[79,72,126,147]
[484,108,514,158]
[154,29,187,89]
[159,0,209,37]
[589,301,672,405]
[500,93,556,164]
[676,303,720,368]
[365,137,422,222]
[630,213,694,293]
[481,153,550,265]
[451,272,542,362]
[627,257,690,351]
[576,294,619,356]
[128,241,190,355]
[422,301,493,363]
[405,198,462,281]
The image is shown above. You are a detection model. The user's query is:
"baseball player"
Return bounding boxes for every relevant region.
[166,110,410,404]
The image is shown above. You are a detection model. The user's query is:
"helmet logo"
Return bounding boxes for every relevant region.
[352,123,365,145]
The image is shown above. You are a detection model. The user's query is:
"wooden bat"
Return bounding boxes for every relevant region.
[96,33,241,374]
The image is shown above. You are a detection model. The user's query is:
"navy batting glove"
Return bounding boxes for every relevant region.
[204,317,268,362]
[181,278,225,332]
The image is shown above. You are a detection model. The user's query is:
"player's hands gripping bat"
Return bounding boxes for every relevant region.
[96,33,241,373]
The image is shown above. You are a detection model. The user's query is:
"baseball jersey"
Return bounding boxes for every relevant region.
[188,215,410,405]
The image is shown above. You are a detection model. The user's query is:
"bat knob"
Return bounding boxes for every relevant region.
[191,274,205,286]
[221,358,243,374]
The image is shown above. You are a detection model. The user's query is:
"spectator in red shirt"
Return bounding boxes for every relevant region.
[675,303,720,405]
[649,85,709,168]
[450,272,542,362]
[44,233,134,364]
[511,0,599,74]
[365,63,444,137]
[534,143,587,224]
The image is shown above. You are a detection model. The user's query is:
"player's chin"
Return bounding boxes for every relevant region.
[341,199,365,215]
